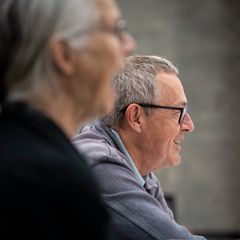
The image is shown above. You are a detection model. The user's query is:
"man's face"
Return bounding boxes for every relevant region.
[73,0,135,119]
[140,72,194,173]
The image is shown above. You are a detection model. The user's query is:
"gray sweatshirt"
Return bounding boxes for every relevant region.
[73,120,207,240]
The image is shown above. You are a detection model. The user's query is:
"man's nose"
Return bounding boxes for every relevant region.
[181,112,194,132]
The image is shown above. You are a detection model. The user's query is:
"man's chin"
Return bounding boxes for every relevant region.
[171,156,181,166]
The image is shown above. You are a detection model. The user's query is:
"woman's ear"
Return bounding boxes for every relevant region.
[125,104,143,133]
[49,37,76,76]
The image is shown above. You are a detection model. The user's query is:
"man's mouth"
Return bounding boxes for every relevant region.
[174,138,183,145]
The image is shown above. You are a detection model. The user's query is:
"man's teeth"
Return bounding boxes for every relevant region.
[174,140,181,144]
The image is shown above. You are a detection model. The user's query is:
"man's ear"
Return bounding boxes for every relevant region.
[49,37,76,76]
[125,104,143,133]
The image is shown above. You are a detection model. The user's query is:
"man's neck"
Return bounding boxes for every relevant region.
[115,127,145,176]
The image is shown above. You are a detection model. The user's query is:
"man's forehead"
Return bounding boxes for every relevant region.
[156,72,187,106]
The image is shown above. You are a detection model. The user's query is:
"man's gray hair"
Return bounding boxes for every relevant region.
[0,0,98,103]
[102,55,179,127]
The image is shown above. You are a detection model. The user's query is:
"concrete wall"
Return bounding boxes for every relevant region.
[117,0,240,232]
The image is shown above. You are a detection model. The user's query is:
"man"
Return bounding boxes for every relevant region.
[74,55,206,239]
[0,0,134,239]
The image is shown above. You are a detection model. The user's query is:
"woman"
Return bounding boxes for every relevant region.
[0,0,135,239]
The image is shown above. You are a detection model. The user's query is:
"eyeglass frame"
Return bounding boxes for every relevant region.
[121,103,188,124]
[68,18,128,43]
[109,18,128,42]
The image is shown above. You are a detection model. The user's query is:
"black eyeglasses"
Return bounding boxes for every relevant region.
[121,103,187,124]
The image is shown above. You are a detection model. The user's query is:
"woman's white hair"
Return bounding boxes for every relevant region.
[0,0,99,102]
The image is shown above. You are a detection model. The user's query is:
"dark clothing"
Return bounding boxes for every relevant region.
[0,102,111,240]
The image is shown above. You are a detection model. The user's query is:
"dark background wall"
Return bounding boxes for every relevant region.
[117,0,240,232]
